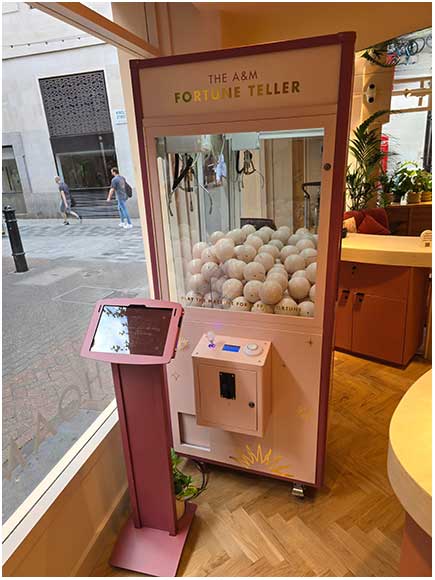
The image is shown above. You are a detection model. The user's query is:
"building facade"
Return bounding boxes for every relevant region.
[2,2,139,218]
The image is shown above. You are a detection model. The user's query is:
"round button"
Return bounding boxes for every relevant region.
[243,343,263,356]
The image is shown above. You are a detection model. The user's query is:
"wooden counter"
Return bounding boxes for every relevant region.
[337,234,431,365]
[341,233,432,268]
[388,369,432,536]
[387,370,432,576]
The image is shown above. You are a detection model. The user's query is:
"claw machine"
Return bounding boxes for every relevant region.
[130,33,355,491]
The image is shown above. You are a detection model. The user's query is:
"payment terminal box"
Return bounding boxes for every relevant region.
[192,334,272,437]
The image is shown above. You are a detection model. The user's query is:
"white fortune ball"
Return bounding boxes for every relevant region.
[269,263,287,274]
[201,261,220,281]
[209,230,225,244]
[245,234,264,251]
[230,296,252,312]
[259,244,280,259]
[300,248,317,266]
[284,254,306,274]
[226,259,246,280]
[187,259,203,275]
[211,276,227,294]
[296,227,310,236]
[257,227,273,243]
[309,284,316,301]
[260,280,283,305]
[192,241,208,259]
[288,277,310,301]
[241,224,256,236]
[188,273,209,294]
[312,234,318,247]
[251,300,274,314]
[299,300,315,317]
[243,280,263,303]
[274,297,300,316]
[268,239,284,251]
[235,244,256,263]
[222,278,243,299]
[291,269,308,279]
[306,262,317,284]
[221,297,232,310]
[266,271,288,291]
[277,225,292,239]
[244,261,266,282]
[214,238,235,262]
[201,246,219,264]
[272,229,290,244]
[254,252,275,272]
[280,245,299,261]
[227,228,245,245]
[202,292,214,308]
[185,291,203,307]
[288,234,302,246]
[296,238,315,251]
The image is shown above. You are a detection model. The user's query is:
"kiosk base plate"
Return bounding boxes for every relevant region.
[110,502,196,577]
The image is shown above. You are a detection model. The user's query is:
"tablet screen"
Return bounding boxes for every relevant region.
[91,305,173,356]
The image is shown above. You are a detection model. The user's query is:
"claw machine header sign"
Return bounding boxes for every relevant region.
[136,44,341,121]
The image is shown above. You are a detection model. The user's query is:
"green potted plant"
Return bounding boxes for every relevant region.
[378,170,396,207]
[414,168,432,203]
[392,161,416,203]
[346,110,389,210]
[171,449,204,518]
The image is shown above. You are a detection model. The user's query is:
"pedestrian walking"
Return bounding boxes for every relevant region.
[106,167,133,229]
[55,176,82,225]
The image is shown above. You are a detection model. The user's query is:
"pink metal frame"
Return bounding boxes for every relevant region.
[80,297,183,365]
[130,32,356,488]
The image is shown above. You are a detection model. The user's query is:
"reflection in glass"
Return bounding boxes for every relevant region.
[156,130,323,318]
[91,305,172,356]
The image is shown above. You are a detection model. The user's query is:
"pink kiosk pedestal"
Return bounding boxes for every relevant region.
[81,298,196,577]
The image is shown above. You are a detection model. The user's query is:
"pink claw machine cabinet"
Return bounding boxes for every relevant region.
[131,33,355,495]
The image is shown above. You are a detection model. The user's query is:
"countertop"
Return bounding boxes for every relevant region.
[341,233,432,267]
[387,369,432,536]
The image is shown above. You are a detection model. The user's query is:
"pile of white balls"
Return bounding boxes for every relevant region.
[184,224,317,317]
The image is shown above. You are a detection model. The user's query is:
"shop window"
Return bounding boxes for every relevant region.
[2,146,23,194]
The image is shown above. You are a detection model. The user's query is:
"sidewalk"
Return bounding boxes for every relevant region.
[2,218,149,521]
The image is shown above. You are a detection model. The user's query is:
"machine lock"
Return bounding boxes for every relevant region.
[219,372,236,399]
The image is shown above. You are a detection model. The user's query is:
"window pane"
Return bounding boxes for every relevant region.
[2,11,146,523]
[156,130,323,318]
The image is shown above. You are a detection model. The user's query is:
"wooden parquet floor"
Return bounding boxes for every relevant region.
[90,352,431,577]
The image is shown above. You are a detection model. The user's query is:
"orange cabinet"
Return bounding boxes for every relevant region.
[335,262,429,365]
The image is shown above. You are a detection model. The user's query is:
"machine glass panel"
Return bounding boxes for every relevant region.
[155,129,323,318]
[91,305,173,356]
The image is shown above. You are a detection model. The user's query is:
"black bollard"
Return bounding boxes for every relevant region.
[3,206,28,273]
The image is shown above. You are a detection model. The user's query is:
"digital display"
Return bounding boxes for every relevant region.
[91,305,173,356]
[222,344,240,353]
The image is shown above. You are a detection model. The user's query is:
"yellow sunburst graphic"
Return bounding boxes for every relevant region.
[230,444,293,478]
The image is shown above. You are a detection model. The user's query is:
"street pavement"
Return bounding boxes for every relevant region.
[2,218,149,521]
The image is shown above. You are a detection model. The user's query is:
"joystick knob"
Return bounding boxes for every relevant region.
[207,331,216,349]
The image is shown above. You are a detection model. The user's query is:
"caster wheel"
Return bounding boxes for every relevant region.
[291,483,306,499]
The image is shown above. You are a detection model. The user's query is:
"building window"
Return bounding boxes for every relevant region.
[2,146,23,194]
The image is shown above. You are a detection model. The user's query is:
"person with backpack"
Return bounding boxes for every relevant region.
[106,167,133,229]
[55,176,82,225]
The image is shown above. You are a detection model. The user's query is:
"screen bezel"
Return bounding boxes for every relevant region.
[80,298,183,365]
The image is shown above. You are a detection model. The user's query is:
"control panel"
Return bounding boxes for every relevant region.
[192,334,272,437]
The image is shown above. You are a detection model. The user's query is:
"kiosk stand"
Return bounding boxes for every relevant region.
[81,298,195,577]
